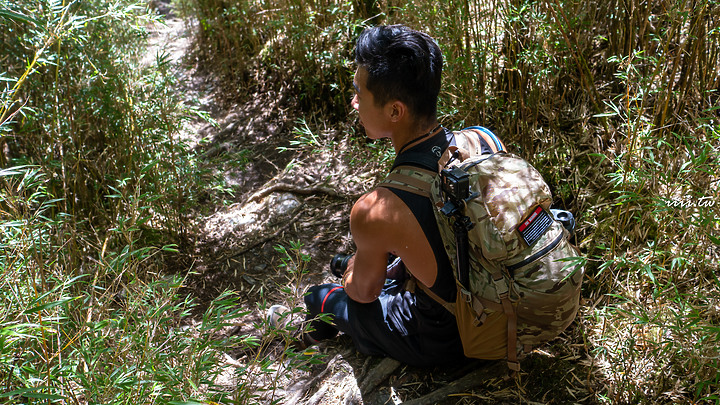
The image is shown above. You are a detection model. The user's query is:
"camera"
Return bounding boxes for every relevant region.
[441,166,470,204]
[330,254,352,278]
[440,166,471,218]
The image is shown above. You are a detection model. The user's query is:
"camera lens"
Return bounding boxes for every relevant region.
[330,254,351,278]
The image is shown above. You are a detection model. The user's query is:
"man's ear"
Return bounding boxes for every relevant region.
[386,101,407,122]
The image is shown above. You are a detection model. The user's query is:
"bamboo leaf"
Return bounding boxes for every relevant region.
[0,9,42,27]
[708,235,720,245]
[23,296,78,315]
[0,387,63,400]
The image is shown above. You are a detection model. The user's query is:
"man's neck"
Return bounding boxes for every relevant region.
[391,120,440,154]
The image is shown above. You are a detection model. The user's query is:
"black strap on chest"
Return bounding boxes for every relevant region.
[391,127,451,172]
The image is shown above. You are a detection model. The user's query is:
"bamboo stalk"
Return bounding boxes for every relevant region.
[0,4,74,124]
[545,0,603,115]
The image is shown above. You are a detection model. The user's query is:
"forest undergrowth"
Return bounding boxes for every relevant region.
[1,0,719,403]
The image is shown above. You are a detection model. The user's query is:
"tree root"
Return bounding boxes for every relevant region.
[359,357,402,394]
[247,182,362,203]
[401,361,507,405]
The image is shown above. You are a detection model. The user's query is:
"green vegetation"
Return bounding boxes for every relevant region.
[0,0,321,403]
[2,0,718,403]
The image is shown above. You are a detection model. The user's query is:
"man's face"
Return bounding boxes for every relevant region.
[351,67,391,140]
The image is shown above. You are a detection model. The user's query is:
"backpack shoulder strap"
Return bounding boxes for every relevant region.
[378,165,436,198]
[406,277,457,316]
[463,126,505,152]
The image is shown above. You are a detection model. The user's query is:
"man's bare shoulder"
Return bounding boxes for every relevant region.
[352,186,439,286]
[351,187,411,229]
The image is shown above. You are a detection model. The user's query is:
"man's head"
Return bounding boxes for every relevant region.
[353,25,443,127]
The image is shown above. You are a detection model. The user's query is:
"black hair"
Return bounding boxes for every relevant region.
[354,25,443,123]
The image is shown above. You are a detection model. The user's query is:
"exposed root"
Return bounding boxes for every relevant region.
[247,182,362,203]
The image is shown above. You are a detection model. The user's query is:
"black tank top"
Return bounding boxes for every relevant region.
[383,127,494,304]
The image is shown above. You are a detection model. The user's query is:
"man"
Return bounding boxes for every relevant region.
[301,25,500,367]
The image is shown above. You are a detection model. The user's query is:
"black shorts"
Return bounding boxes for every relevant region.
[304,279,465,367]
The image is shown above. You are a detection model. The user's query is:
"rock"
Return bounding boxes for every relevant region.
[270,193,301,216]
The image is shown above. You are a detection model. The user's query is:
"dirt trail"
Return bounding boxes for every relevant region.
[145,5,414,404]
[146,3,596,404]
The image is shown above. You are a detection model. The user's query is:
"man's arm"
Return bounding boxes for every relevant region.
[343,190,391,303]
[343,187,439,303]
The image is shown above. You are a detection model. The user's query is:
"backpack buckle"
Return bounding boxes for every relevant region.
[461,289,488,326]
[460,288,473,303]
[472,299,487,326]
[491,273,509,298]
[473,313,487,326]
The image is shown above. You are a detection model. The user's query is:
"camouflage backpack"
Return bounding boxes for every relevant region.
[381,127,584,370]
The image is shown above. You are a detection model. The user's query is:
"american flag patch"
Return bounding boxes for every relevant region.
[517,206,553,246]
